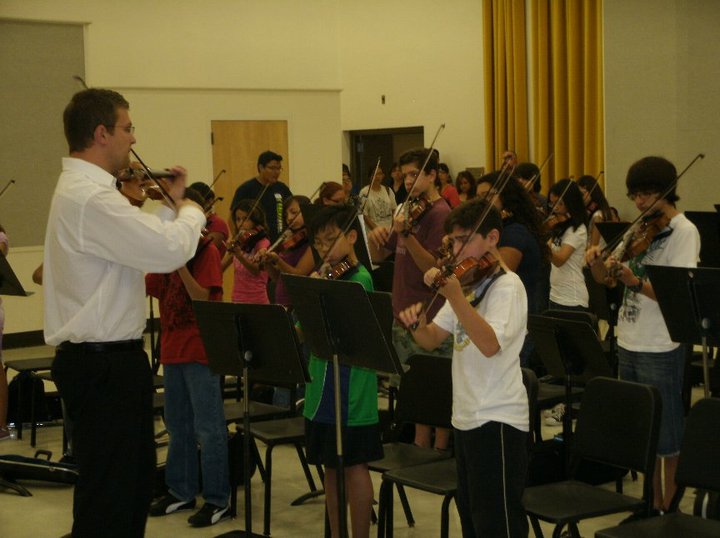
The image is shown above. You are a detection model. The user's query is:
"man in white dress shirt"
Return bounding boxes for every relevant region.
[45,88,205,537]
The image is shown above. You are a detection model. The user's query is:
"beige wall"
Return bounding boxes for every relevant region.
[338,0,486,175]
[604,0,719,220]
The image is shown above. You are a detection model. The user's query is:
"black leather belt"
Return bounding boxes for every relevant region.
[57,339,144,353]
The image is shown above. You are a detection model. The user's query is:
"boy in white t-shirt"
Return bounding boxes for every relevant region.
[400,199,529,537]
[586,156,700,514]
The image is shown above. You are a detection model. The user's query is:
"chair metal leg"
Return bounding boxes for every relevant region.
[252,436,267,481]
[31,375,38,447]
[376,480,390,538]
[290,445,325,506]
[440,494,453,538]
[296,443,318,491]
[385,480,395,538]
[263,444,275,537]
[396,484,414,527]
[529,514,545,537]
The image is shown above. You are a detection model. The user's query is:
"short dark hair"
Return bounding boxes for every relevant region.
[257,150,283,169]
[438,163,450,174]
[399,147,439,174]
[308,204,354,239]
[444,198,503,237]
[189,181,214,202]
[515,162,541,193]
[626,156,679,203]
[342,163,351,176]
[63,89,129,153]
[183,187,206,206]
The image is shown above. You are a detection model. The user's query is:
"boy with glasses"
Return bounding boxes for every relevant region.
[586,156,700,514]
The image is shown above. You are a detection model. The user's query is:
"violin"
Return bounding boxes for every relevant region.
[617,210,671,262]
[545,212,570,230]
[322,256,358,280]
[402,194,432,235]
[280,228,308,252]
[228,227,267,253]
[433,252,499,291]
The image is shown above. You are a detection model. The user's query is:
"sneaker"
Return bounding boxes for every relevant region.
[149,494,196,517]
[187,502,230,527]
[545,404,565,426]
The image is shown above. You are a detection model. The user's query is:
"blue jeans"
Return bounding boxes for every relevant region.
[163,363,229,506]
[618,345,685,457]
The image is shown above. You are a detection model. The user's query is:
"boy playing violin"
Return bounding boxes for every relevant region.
[368,147,453,449]
[399,199,529,538]
[301,205,383,538]
[585,156,700,514]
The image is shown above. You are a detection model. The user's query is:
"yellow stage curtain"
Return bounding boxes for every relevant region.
[530,0,604,191]
[483,0,529,172]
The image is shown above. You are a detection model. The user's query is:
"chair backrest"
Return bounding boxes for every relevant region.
[676,398,720,492]
[394,354,452,429]
[572,377,660,479]
[543,308,599,332]
[521,367,539,447]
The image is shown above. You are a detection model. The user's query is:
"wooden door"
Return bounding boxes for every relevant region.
[210,120,289,298]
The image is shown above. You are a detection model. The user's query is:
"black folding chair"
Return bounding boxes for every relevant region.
[523,377,661,538]
[372,354,453,536]
[595,397,720,538]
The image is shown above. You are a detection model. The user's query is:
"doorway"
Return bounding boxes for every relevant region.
[349,127,424,190]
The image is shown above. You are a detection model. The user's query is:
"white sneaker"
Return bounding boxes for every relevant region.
[545,404,565,426]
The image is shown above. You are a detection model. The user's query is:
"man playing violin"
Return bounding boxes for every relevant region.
[399,199,529,538]
[45,88,205,537]
[368,147,452,450]
[586,156,700,515]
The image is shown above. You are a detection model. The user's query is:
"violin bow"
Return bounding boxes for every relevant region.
[402,124,445,203]
[543,177,575,224]
[265,180,329,253]
[410,163,515,329]
[311,158,382,274]
[0,179,16,202]
[602,153,705,258]
[524,153,553,193]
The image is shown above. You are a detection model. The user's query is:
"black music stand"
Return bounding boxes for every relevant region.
[528,315,613,473]
[283,274,401,538]
[646,266,720,398]
[685,211,720,268]
[596,222,630,251]
[0,252,31,296]
[193,301,309,538]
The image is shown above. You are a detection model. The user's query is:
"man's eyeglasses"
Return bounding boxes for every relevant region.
[111,124,135,134]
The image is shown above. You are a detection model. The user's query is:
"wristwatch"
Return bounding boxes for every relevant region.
[627,278,643,293]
